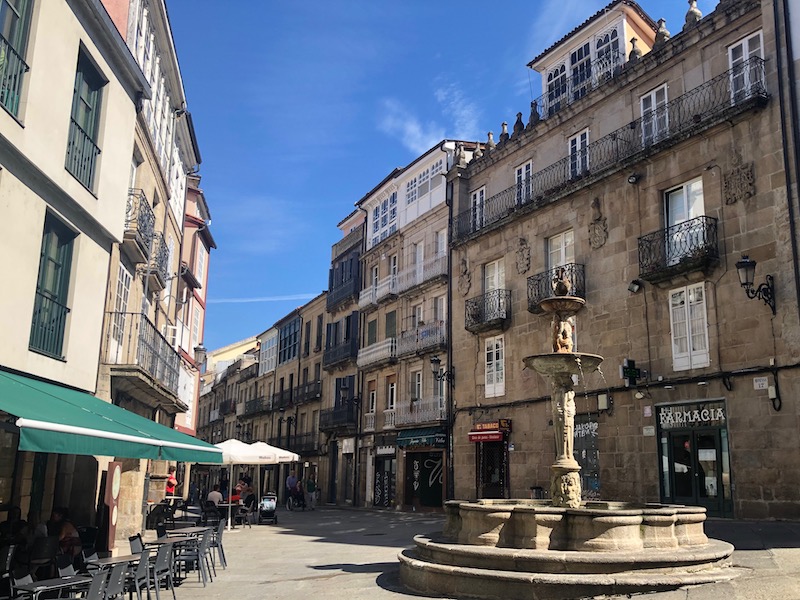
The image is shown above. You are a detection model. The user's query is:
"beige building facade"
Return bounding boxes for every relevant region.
[447,0,799,519]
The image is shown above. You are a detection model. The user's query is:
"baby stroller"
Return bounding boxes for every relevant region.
[259,492,278,524]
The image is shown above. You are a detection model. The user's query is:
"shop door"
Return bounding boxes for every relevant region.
[405,452,444,509]
[668,429,725,516]
[476,440,508,499]
[327,441,338,504]
[373,456,396,508]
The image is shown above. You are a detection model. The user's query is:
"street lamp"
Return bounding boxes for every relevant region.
[735,255,776,315]
[193,344,207,369]
[430,355,455,383]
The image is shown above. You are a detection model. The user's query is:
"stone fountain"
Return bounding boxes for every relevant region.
[398,273,739,599]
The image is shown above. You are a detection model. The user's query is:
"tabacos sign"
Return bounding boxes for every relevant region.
[657,403,726,429]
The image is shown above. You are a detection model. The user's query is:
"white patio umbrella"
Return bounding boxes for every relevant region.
[249,441,299,500]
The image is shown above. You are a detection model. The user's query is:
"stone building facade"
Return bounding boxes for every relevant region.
[447,0,799,519]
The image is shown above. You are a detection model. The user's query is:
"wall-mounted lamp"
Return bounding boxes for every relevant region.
[735,255,776,315]
[194,344,207,366]
[627,173,641,184]
[628,279,643,293]
[597,393,613,414]
[430,355,455,383]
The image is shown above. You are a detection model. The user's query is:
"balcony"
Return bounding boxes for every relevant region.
[364,412,375,432]
[293,380,322,404]
[244,396,271,416]
[0,34,28,117]
[357,338,397,369]
[327,278,359,311]
[323,338,359,370]
[465,290,512,334]
[65,118,100,190]
[454,58,769,244]
[320,402,358,432]
[331,227,363,260]
[397,321,447,356]
[395,396,447,427]
[638,216,719,283]
[272,388,293,411]
[396,254,447,295]
[29,292,70,360]
[289,432,319,454]
[103,312,183,412]
[383,409,396,429]
[375,275,398,303]
[122,189,155,264]
[358,288,377,310]
[219,399,235,416]
[146,232,170,292]
[527,263,586,314]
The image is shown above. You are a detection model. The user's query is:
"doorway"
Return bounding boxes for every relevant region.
[373,456,396,508]
[476,440,508,499]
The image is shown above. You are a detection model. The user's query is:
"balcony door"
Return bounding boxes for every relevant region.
[414,242,424,283]
[109,264,132,361]
[729,31,763,102]
[471,187,485,232]
[666,178,704,265]
[484,259,505,318]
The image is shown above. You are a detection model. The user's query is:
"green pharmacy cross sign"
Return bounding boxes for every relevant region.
[620,359,641,388]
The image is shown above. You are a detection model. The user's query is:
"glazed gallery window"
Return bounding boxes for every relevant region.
[370,192,397,247]
[406,176,418,204]
[29,214,76,359]
[728,31,763,102]
[570,42,592,100]
[669,283,710,371]
[568,129,589,178]
[595,27,620,80]
[547,64,567,116]
[641,84,668,145]
[485,335,505,398]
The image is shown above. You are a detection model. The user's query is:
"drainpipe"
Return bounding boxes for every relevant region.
[443,142,456,502]
[354,206,368,507]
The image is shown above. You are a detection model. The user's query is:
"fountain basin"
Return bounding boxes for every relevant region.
[522,352,603,377]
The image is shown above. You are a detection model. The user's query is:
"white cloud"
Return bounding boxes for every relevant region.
[378,98,445,154]
[434,83,481,141]
[208,293,318,304]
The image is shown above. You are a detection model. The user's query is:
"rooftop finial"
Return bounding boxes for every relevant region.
[684,0,702,30]
[513,112,525,137]
[528,100,540,129]
[654,18,671,49]
[473,141,483,159]
[499,121,509,143]
[486,131,496,151]
[629,37,642,62]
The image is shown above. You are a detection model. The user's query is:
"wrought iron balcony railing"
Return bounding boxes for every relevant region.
[29,292,70,359]
[65,118,101,190]
[326,278,359,311]
[397,321,447,356]
[320,402,358,431]
[219,399,235,416]
[454,58,768,243]
[293,380,322,404]
[395,396,448,426]
[396,255,447,294]
[357,338,397,369]
[527,263,586,314]
[289,432,318,454]
[123,189,155,262]
[147,231,170,288]
[245,396,271,416]
[465,289,512,333]
[272,388,293,410]
[638,216,719,283]
[323,338,359,369]
[0,34,29,117]
[103,311,180,396]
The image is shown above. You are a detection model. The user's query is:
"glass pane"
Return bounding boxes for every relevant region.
[660,436,670,497]
[671,433,693,498]
[721,429,731,500]
[695,433,719,498]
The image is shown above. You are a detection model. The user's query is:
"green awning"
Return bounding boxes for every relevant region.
[396,427,447,448]
[0,370,222,463]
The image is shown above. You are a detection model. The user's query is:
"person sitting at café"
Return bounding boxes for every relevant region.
[0,506,28,546]
[206,484,224,506]
[48,507,81,559]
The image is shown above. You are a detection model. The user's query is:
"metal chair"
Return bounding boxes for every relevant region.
[104,562,127,600]
[124,548,151,600]
[0,545,15,596]
[149,544,176,600]
[26,535,59,579]
[173,530,212,587]
[154,524,167,539]
[209,520,226,570]
[57,553,76,577]
[64,571,107,600]
[10,573,33,599]
[81,550,101,576]
[128,534,144,555]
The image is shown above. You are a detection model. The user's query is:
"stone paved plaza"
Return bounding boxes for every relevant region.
[172,507,800,600]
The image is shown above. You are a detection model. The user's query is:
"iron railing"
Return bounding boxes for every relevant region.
[272,388,293,410]
[465,289,512,333]
[326,278,359,311]
[527,263,586,313]
[0,34,29,116]
[65,118,101,190]
[104,311,180,395]
[638,216,719,282]
[397,321,446,356]
[357,338,397,368]
[395,396,448,426]
[454,58,768,243]
[219,399,235,416]
[124,189,155,259]
[289,433,318,454]
[148,231,170,285]
[320,402,358,431]
[323,338,359,368]
[396,255,447,294]
[245,396,271,415]
[29,292,70,359]
[293,380,322,404]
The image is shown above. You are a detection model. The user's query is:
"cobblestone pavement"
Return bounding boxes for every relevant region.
[174,508,800,600]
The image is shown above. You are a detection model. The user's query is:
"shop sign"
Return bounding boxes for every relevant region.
[468,431,504,442]
[341,437,355,454]
[657,402,726,429]
[473,419,512,432]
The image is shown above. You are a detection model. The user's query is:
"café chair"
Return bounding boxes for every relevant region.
[9,573,33,599]
[128,535,144,555]
[26,536,59,580]
[209,521,226,570]
[173,530,212,587]
[64,571,107,600]
[104,562,127,600]
[57,554,76,577]
[149,544,176,600]
[124,548,151,600]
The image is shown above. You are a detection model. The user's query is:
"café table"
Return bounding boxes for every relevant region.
[84,554,140,569]
[165,526,211,536]
[14,575,90,600]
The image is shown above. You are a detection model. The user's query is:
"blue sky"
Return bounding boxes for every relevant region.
[167,0,708,351]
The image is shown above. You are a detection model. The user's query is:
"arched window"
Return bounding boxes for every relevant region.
[547,64,567,116]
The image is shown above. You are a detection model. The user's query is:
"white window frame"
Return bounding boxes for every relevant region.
[641,84,669,145]
[191,305,202,350]
[470,186,485,231]
[387,379,396,410]
[411,370,422,401]
[669,283,710,371]
[568,129,589,178]
[369,192,398,248]
[666,178,705,266]
[484,259,505,292]
[548,230,575,269]
[570,41,592,100]
[547,64,567,115]
[515,161,532,205]
[411,303,424,328]
[728,31,763,102]
[485,335,505,398]
[196,244,207,286]
[406,177,418,204]
[595,26,620,80]
[434,228,447,257]
[368,385,377,414]
[433,295,446,323]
